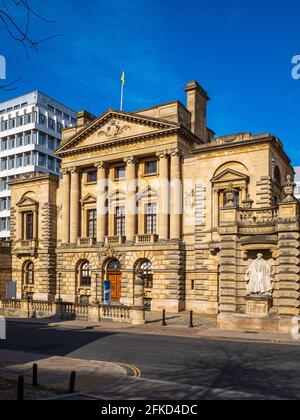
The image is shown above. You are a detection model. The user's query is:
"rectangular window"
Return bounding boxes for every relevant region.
[1,158,7,171]
[22,212,34,240]
[87,209,97,238]
[114,165,126,180]
[24,153,31,166]
[0,218,6,232]
[145,203,157,234]
[24,133,31,145]
[38,153,47,167]
[16,135,23,147]
[9,118,16,130]
[0,178,7,192]
[144,161,158,175]
[48,157,55,171]
[24,113,32,125]
[8,137,15,149]
[115,206,125,237]
[48,118,55,131]
[8,157,15,170]
[57,122,63,133]
[39,113,46,125]
[16,155,23,168]
[0,198,7,211]
[17,115,24,127]
[87,170,97,183]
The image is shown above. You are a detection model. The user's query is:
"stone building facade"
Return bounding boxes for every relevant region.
[0,240,11,298]
[5,80,300,332]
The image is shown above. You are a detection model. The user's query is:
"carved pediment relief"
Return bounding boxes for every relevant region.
[211,169,249,184]
[57,110,178,155]
[97,119,131,139]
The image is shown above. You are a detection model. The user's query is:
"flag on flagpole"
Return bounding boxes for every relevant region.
[120,71,125,111]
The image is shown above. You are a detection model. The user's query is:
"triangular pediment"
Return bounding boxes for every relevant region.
[57,110,179,155]
[80,193,97,204]
[17,196,39,208]
[211,169,249,184]
[138,186,159,201]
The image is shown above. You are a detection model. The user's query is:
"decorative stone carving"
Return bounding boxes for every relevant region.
[245,253,273,296]
[224,182,238,208]
[185,189,195,208]
[283,174,297,203]
[94,161,106,170]
[124,156,138,166]
[156,150,169,160]
[98,119,130,139]
[242,194,254,209]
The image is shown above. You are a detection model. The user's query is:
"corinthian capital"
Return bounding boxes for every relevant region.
[70,166,79,175]
[124,156,138,165]
[169,148,183,158]
[95,161,106,170]
[156,150,169,160]
[61,168,69,176]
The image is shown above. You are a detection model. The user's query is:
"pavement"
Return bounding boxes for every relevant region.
[0,349,129,395]
[5,311,299,345]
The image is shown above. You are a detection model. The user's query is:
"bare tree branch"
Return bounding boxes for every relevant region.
[0,0,61,90]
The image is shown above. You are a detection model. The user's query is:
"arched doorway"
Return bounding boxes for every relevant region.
[106,259,122,302]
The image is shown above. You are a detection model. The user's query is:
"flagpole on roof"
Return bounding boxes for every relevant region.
[120,71,125,111]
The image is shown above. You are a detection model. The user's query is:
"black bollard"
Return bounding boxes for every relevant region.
[17,375,24,401]
[189,311,194,328]
[32,363,38,387]
[68,371,76,394]
[162,309,167,326]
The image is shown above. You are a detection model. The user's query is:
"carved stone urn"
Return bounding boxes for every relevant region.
[283,175,297,203]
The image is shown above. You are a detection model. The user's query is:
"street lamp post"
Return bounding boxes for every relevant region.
[57,272,62,303]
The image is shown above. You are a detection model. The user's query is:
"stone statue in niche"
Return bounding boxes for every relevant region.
[245,253,273,296]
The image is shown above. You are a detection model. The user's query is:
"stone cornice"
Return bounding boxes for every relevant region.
[192,136,292,166]
[57,126,181,158]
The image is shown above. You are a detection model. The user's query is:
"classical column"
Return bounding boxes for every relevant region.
[61,169,70,244]
[124,157,137,242]
[170,148,182,240]
[95,161,107,243]
[70,167,80,244]
[157,150,170,241]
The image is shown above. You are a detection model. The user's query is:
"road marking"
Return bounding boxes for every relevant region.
[116,362,141,378]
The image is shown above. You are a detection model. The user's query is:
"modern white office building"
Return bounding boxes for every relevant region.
[0,91,77,239]
[294,166,300,200]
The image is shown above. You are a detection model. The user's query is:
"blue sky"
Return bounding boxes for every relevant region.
[1,0,300,164]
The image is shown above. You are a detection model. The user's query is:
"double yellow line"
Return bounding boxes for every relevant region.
[117,362,141,378]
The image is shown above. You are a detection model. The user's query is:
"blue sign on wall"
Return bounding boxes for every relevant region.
[104,280,111,305]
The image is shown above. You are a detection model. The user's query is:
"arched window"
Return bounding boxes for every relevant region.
[107,259,121,271]
[80,261,91,286]
[140,260,153,289]
[24,261,34,285]
[274,166,281,184]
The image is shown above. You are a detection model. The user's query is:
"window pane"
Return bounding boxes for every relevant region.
[144,161,157,175]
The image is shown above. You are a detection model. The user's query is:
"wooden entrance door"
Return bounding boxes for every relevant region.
[108,271,121,301]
